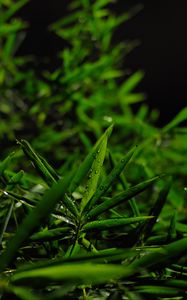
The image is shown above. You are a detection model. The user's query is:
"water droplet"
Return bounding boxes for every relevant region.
[90,168,93,173]
[100,186,104,191]
[184,187,187,192]
[95,170,98,174]
[88,174,92,179]
[3,191,8,196]
[97,150,100,154]
[121,159,125,163]
[15,202,22,208]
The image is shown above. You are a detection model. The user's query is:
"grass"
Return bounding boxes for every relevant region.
[0,0,187,299]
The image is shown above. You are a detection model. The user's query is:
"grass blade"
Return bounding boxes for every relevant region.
[109,151,140,216]
[30,227,71,242]
[136,178,172,242]
[18,139,57,186]
[0,152,15,176]
[87,176,160,219]
[162,106,187,132]
[82,216,152,231]
[130,237,187,271]
[81,126,109,210]
[69,125,113,193]
[11,263,132,287]
[84,146,137,211]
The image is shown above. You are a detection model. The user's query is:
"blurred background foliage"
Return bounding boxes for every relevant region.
[0,0,187,206]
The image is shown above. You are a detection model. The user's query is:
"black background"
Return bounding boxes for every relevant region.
[16,0,187,125]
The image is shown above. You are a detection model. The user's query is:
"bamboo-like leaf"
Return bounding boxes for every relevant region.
[82,216,152,231]
[30,227,71,242]
[84,146,137,211]
[0,174,73,271]
[162,106,187,133]
[119,71,144,96]
[8,285,41,300]
[130,237,187,271]
[136,178,172,242]
[0,152,15,176]
[63,194,79,217]
[38,154,59,181]
[81,127,109,209]
[17,248,137,273]
[7,170,24,190]
[18,139,57,186]
[11,263,132,287]
[134,286,183,297]
[109,151,140,217]
[0,0,29,23]
[163,279,187,289]
[69,125,113,193]
[87,176,160,219]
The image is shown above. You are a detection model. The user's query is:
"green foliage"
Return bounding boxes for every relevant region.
[0,128,186,299]
[0,0,187,299]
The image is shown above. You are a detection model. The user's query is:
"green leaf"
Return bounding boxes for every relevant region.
[134,285,183,297]
[11,263,132,287]
[162,106,187,132]
[7,170,24,190]
[69,125,113,193]
[84,146,137,212]
[18,139,57,186]
[0,173,73,271]
[30,227,70,242]
[136,178,172,242]
[0,0,29,23]
[119,71,144,96]
[109,152,140,217]
[81,127,109,210]
[8,286,41,300]
[0,152,15,176]
[130,237,187,271]
[82,216,152,231]
[87,176,160,219]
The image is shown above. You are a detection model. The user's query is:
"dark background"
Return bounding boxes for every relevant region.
[16,0,187,125]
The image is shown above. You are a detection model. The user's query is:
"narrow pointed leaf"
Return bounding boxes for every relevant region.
[87,176,160,219]
[0,152,15,176]
[19,139,57,186]
[85,146,137,211]
[81,127,109,209]
[0,0,29,23]
[7,170,24,190]
[130,237,187,271]
[82,216,152,231]
[109,150,140,216]
[38,154,59,181]
[69,125,113,193]
[30,227,70,242]
[11,263,132,287]
[63,194,79,217]
[136,178,172,242]
[162,106,187,132]
[135,286,183,297]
